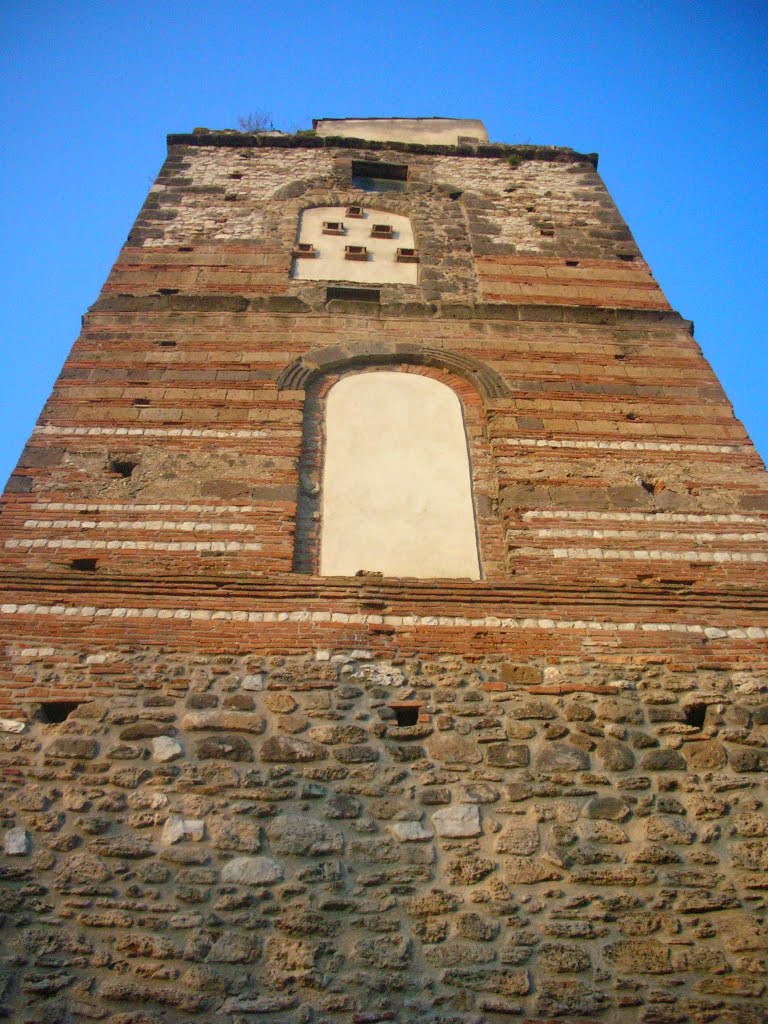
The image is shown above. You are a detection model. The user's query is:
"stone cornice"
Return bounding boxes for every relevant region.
[87,294,693,332]
[166,130,599,167]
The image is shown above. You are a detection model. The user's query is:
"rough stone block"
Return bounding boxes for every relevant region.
[48,737,99,760]
[432,804,481,838]
[195,734,253,761]
[536,743,590,771]
[221,855,284,885]
[151,735,183,762]
[387,821,433,842]
[161,816,205,845]
[268,815,344,856]
[4,828,30,856]
[261,735,326,762]
[0,719,26,734]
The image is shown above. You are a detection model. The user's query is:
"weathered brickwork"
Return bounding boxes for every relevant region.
[0,124,766,1023]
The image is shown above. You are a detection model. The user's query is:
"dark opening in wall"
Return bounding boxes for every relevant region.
[37,701,83,724]
[344,245,368,261]
[132,398,150,407]
[108,459,137,479]
[326,287,380,303]
[70,558,97,573]
[390,704,420,727]
[684,703,707,729]
[352,160,408,193]
[158,340,177,348]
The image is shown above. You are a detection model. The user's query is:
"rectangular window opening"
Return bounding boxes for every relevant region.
[346,205,364,218]
[292,243,317,258]
[325,286,381,303]
[70,558,97,573]
[322,221,345,235]
[371,224,394,239]
[352,160,409,193]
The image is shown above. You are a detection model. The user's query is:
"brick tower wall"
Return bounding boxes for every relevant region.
[0,129,766,1024]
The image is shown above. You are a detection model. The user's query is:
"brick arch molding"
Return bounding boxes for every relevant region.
[276,341,512,402]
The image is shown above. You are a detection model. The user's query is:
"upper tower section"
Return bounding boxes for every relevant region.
[109,117,669,312]
[313,117,489,146]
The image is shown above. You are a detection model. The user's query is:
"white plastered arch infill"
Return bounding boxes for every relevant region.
[320,371,481,579]
[291,206,418,284]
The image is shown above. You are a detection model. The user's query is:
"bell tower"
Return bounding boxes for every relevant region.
[1,118,767,1023]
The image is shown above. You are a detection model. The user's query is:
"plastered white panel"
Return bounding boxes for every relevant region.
[320,372,481,579]
[314,118,488,146]
[292,207,418,285]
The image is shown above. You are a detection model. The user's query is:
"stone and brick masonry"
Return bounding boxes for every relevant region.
[0,122,766,1023]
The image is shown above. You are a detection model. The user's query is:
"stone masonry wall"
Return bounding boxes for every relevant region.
[116,136,667,310]
[1,646,768,1024]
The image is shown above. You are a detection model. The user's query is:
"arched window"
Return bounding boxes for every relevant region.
[320,371,480,579]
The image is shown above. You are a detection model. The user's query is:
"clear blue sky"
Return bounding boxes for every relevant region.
[1,1,766,488]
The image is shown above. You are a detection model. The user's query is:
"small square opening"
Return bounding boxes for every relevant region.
[344,245,368,261]
[370,224,394,239]
[684,703,707,730]
[108,459,137,479]
[396,247,420,264]
[37,701,83,724]
[292,243,316,258]
[322,221,346,235]
[346,205,364,218]
[390,704,420,727]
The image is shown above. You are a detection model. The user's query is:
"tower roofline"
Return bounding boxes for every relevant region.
[168,128,598,167]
